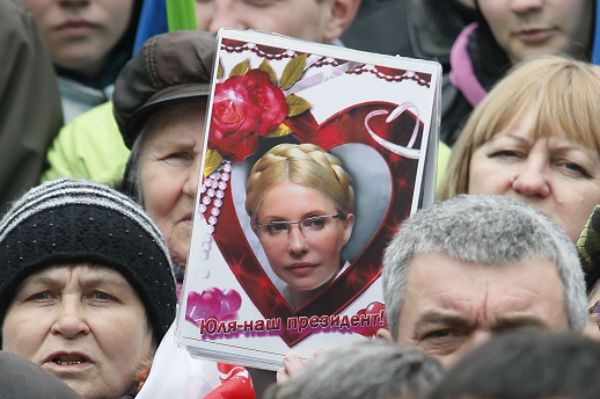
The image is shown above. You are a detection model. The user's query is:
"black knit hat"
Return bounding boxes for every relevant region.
[113,30,216,148]
[0,179,176,344]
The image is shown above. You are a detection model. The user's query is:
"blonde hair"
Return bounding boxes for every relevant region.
[438,56,600,200]
[245,143,354,223]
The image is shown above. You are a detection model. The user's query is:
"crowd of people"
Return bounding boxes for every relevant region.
[1,0,600,398]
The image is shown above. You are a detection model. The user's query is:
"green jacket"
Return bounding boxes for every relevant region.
[42,101,130,186]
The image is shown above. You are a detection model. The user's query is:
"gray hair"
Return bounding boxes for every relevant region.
[120,133,144,205]
[265,340,442,399]
[121,134,190,282]
[382,195,587,340]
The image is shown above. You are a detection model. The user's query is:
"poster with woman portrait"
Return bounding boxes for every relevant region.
[176,29,441,370]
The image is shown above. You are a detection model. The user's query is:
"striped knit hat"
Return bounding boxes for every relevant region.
[0,179,176,343]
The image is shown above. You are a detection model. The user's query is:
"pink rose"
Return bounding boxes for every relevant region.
[209,70,288,161]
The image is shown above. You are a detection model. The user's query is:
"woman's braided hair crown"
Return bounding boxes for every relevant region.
[245,143,354,223]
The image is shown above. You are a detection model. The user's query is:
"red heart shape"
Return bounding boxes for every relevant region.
[206,101,423,346]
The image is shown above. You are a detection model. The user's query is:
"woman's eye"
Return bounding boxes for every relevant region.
[165,151,194,162]
[556,160,591,178]
[303,217,327,230]
[27,291,56,301]
[87,291,114,301]
[245,0,276,7]
[267,222,288,235]
[489,149,523,159]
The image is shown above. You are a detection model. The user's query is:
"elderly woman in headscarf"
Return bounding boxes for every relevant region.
[112,31,256,398]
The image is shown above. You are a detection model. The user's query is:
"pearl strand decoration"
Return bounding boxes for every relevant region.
[198,161,231,259]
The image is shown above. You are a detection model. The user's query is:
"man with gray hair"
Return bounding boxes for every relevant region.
[381,195,587,368]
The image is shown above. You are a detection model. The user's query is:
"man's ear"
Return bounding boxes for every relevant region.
[322,0,361,42]
[375,328,392,341]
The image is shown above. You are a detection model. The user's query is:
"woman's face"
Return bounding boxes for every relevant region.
[478,0,593,63]
[139,101,206,266]
[468,106,600,242]
[23,0,134,77]
[2,263,154,399]
[255,181,353,294]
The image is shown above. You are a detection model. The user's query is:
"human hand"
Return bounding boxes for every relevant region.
[276,348,329,383]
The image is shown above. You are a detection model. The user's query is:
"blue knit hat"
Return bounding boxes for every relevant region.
[0,179,177,343]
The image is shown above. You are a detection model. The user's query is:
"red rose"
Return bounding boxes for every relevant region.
[209,70,288,162]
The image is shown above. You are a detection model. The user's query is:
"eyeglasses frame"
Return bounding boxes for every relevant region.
[255,212,345,238]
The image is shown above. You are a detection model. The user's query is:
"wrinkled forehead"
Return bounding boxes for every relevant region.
[406,253,567,318]
[406,251,564,293]
[19,263,131,289]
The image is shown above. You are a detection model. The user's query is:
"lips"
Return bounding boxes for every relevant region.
[515,27,556,44]
[285,262,319,277]
[54,19,96,37]
[44,352,93,368]
[56,18,95,29]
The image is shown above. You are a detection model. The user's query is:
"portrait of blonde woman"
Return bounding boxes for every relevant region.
[245,143,355,308]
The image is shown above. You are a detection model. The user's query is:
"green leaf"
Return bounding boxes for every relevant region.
[266,124,292,138]
[286,94,311,117]
[280,54,307,90]
[203,149,223,177]
[217,61,224,80]
[259,60,278,85]
[229,59,250,77]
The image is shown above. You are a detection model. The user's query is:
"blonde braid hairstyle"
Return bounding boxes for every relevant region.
[245,143,354,225]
